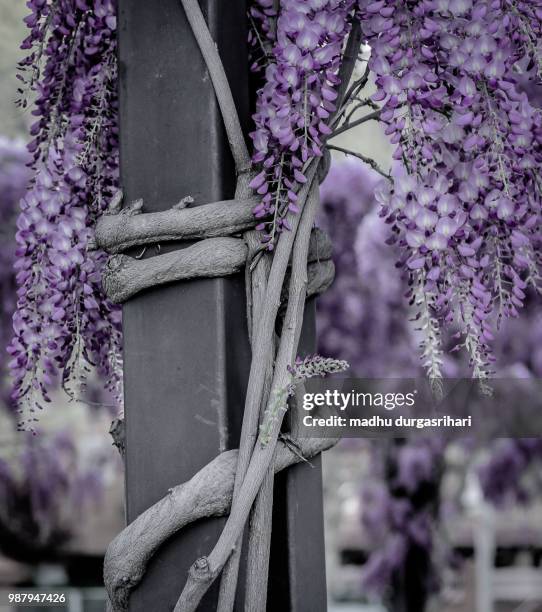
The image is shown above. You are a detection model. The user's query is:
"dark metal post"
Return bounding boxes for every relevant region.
[116,2,327,609]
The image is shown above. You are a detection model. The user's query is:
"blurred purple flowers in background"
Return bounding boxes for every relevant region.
[0,430,108,561]
[478,438,542,507]
[0,138,31,412]
[318,158,419,378]
[318,157,542,603]
[318,159,444,602]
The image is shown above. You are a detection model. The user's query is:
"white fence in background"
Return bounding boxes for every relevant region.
[465,473,542,612]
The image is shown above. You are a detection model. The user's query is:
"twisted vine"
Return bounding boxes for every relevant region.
[100,1,356,609]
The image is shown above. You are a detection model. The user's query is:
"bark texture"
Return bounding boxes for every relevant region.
[102,237,248,303]
[96,199,258,253]
[104,436,335,611]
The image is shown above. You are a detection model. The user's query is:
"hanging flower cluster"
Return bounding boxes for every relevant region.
[248,0,276,70]
[358,0,542,385]
[249,0,355,248]
[11,0,121,430]
[0,137,119,553]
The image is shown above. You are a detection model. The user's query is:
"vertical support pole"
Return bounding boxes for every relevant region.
[117,1,250,610]
[117,2,328,610]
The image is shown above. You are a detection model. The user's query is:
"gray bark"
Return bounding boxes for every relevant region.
[102,237,248,303]
[104,436,335,611]
[96,199,258,254]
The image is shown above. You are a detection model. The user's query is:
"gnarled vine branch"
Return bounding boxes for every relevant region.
[209,161,319,612]
[100,227,333,305]
[180,0,251,180]
[95,198,258,254]
[102,237,248,303]
[104,435,336,611]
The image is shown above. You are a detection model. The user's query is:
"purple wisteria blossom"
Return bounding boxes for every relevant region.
[11,0,122,429]
[358,0,542,386]
[249,0,355,247]
[0,136,114,558]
